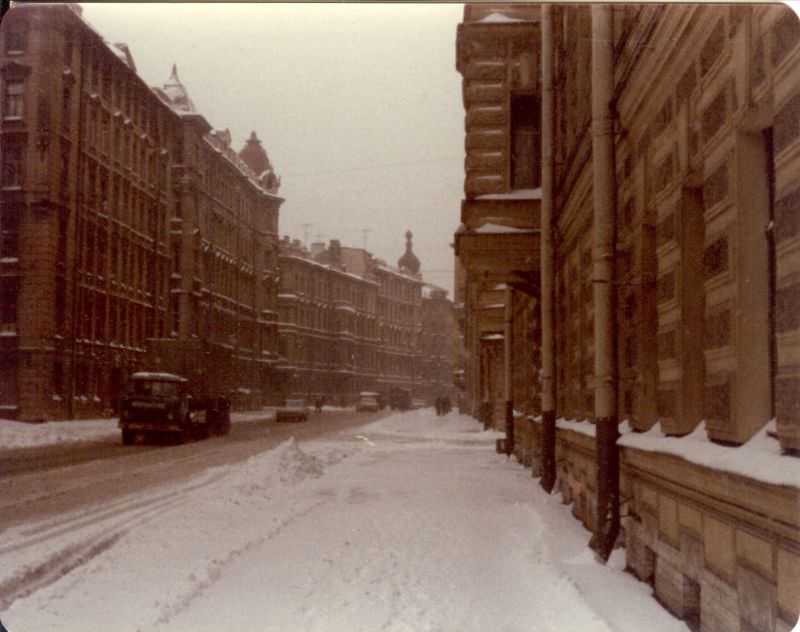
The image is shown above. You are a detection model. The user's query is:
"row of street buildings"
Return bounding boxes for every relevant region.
[0,3,454,420]
[453,4,800,632]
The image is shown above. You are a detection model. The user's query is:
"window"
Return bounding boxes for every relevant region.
[53,361,64,398]
[55,280,66,334]
[510,94,540,189]
[2,144,23,188]
[3,81,24,118]
[5,23,27,53]
[0,207,20,257]
[0,277,19,327]
[64,33,74,67]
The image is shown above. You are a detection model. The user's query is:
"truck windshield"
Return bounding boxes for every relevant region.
[129,380,179,397]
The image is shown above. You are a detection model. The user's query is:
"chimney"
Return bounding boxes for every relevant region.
[329,239,342,267]
[311,242,325,259]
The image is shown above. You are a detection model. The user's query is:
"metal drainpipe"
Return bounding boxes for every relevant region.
[504,285,514,455]
[590,4,620,562]
[539,3,557,492]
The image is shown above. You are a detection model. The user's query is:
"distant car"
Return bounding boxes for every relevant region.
[389,387,412,410]
[276,398,309,422]
[356,392,380,412]
[411,398,427,409]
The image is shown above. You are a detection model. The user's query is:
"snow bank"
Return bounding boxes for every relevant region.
[0,411,276,450]
[0,437,348,629]
[0,418,119,448]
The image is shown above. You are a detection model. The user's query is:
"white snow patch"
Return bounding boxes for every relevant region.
[620,419,799,488]
[478,11,528,23]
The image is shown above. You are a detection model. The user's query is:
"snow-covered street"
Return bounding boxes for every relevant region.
[1,410,687,632]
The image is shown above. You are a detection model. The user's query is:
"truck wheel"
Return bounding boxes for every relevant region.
[121,429,135,445]
[218,412,231,436]
[179,418,192,444]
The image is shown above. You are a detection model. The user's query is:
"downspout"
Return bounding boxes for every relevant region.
[590,4,619,562]
[539,3,557,492]
[504,285,514,455]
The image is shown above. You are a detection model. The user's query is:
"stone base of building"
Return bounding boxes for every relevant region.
[513,419,800,632]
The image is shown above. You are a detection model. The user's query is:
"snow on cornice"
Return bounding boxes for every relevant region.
[282,253,379,286]
[477,12,528,24]
[470,223,537,235]
[374,263,423,283]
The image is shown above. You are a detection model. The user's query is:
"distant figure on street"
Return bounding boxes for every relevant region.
[314,396,325,413]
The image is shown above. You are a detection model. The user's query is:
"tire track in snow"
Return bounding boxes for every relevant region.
[0,467,231,611]
[0,445,233,516]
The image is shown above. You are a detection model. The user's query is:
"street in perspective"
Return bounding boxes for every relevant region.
[1,2,800,631]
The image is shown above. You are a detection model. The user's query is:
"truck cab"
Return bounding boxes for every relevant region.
[119,372,223,445]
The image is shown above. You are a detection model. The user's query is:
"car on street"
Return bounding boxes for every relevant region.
[275,398,309,422]
[355,392,381,412]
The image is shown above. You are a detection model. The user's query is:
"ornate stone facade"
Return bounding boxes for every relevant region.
[454,4,542,428]
[456,4,800,630]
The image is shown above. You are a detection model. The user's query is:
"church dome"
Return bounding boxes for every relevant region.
[398,230,421,275]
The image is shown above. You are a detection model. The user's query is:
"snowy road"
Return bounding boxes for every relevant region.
[0,410,687,632]
[0,408,382,529]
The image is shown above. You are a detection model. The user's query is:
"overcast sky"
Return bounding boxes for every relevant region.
[80,3,465,294]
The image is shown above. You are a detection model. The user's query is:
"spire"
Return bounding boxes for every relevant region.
[162,64,196,113]
[239,131,280,194]
[238,131,272,175]
[398,230,421,275]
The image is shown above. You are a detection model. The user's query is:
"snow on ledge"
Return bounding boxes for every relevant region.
[478,12,528,23]
[620,419,799,489]
[553,417,796,488]
[472,223,538,235]
[557,417,596,437]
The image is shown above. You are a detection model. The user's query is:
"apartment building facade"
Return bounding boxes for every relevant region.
[0,4,282,419]
[277,238,380,405]
[276,233,449,406]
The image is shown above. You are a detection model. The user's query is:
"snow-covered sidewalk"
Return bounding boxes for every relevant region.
[1,410,687,632]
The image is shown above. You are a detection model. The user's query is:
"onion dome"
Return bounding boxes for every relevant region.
[398,230,421,275]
